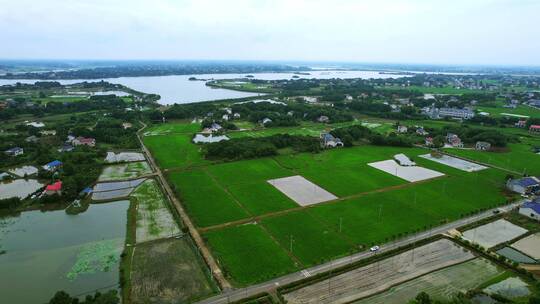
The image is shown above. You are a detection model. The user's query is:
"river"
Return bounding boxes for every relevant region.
[0,70,409,105]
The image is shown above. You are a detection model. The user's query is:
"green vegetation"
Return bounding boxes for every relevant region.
[203,223,299,285]
[144,133,208,169]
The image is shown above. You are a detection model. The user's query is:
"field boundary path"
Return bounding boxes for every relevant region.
[137,121,232,290]
[195,201,523,304]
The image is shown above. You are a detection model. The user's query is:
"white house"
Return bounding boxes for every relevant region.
[397,125,408,133]
[394,154,416,166]
[262,118,272,125]
[5,147,24,156]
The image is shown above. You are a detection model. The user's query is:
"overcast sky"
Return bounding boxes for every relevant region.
[1,0,539,65]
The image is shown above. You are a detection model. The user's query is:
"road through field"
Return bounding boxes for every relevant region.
[137,122,231,290]
[195,201,522,304]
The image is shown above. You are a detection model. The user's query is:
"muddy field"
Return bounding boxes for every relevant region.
[512,233,540,260]
[130,238,217,304]
[368,160,444,182]
[283,239,474,304]
[355,258,505,304]
[98,162,152,181]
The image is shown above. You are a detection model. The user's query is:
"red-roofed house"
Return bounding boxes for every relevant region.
[45,181,62,196]
[530,125,540,133]
[72,137,96,147]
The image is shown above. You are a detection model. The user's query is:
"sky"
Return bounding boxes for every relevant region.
[1,0,539,65]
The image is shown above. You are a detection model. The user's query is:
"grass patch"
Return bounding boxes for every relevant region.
[144,134,208,169]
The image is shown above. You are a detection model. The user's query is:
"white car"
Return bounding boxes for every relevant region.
[370,245,380,252]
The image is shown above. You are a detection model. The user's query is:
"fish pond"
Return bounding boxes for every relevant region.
[0,200,129,304]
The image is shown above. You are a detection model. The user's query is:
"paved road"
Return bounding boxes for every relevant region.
[136,122,232,290]
[196,201,523,304]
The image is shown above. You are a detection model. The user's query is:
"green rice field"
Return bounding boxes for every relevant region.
[145,121,515,286]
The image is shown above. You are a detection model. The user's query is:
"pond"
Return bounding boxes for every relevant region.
[0,179,43,200]
[0,201,129,304]
[0,70,409,105]
[192,134,230,143]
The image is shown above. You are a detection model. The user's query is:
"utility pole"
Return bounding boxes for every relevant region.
[290,235,294,252]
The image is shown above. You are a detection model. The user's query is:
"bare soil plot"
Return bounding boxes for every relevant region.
[105,152,145,163]
[131,179,180,243]
[283,239,474,304]
[462,219,528,249]
[267,175,338,206]
[367,160,444,182]
[98,162,152,181]
[355,258,506,304]
[511,233,540,260]
[419,154,488,172]
[130,238,217,304]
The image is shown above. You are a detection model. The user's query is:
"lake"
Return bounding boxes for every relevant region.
[0,201,129,304]
[0,70,409,105]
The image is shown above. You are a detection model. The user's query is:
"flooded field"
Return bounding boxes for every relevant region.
[462,219,528,248]
[131,179,181,243]
[512,233,540,260]
[192,134,230,143]
[105,152,146,163]
[8,165,38,177]
[355,258,506,304]
[0,178,43,199]
[92,178,146,201]
[0,201,129,304]
[98,162,152,181]
[496,247,537,264]
[130,237,217,304]
[483,277,531,299]
[284,239,474,304]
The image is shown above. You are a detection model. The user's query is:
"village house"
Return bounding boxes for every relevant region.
[506,177,540,194]
[446,133,464,148]
[233,113,241,119]
[320,133,343,148]
[40,130,57,136]
[529,125,540,133]
[515,120,527,128]
[425,137,434,146]
[287,111,294,116]
[475,141,492,151]
[72,136,96,147]
[222,114,229,121]
[423,105,475,120]
[317,115,330,123]
[25,135,39,143]
[44,181,62,196]
[26,121,45,128]
[43,160,63,171]
[58,144,74,153]
[5,147,24,156]
[397,125,408,133]
[122,122,132,129]
[416,127,428,136]
[519,201,540,222]
[262,118,273,125]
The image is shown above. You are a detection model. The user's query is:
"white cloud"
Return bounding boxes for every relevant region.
[0,0,539,65]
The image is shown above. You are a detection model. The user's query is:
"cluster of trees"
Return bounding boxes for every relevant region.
[48,290,119,304]
[204,134,320,161]
[430,125,510,147]
[331,124,413,147]
[0,197,21,210]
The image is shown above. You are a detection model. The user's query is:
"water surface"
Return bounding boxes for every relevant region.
[0,201,129,304]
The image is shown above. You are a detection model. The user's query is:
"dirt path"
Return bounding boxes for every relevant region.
[137,122,232,290]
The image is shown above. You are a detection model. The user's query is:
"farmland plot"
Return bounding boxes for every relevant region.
[98,161,152,181]
[130,238,217,304]
[283,239,474,304]
[354,258,506,304]
[462,219,528,248]
[131,179,180,243]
